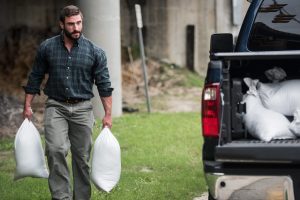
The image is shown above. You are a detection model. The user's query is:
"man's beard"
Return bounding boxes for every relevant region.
[63,29,81,41]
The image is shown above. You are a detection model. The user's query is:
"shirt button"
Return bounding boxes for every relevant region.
[66,88,69,90]
[68,56,71,59]
[66,77,69,79]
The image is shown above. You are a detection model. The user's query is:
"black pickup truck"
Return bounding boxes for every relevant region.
[201,0,300,199]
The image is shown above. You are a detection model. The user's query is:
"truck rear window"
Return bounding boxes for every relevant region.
[248,0,300,51]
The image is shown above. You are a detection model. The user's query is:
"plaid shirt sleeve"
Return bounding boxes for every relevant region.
[23,41,48,95]
[93,47,114,97]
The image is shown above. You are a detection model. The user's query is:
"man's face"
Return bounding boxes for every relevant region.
[60,14,83,40]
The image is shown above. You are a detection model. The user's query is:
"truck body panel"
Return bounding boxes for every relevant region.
[202,0,300,199]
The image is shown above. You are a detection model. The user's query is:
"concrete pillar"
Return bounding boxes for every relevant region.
[77,0,122,118]
[196,0,216,75]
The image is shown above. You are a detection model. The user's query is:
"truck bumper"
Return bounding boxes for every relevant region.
[204,161,296,200]
[206,173,294,200]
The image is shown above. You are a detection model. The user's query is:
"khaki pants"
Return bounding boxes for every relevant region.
[44,99,94,200]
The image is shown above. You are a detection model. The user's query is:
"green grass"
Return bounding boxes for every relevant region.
[0,112,205,200]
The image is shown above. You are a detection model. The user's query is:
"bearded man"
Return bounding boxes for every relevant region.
[23,5,113,200]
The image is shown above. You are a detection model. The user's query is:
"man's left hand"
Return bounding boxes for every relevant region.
[102,114,112,129]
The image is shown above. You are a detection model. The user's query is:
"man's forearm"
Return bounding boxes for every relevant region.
[100,96,112,116]
[100,96,112,128]
[24,94,35,108]
[23,93,35,119]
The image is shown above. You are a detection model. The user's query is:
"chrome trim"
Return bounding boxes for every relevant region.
[212,50,300,60]
[205,173,224,198]
[216,159,292,164]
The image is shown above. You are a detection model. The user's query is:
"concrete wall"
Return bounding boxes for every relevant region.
[166,0,249,75]
[143,1,169,59]
[120,0,169,59]
[0,0,73,43]
[167,0,199,67]
[120,0,250,76]
[1,0,250,77]
[196,0,216,75]
[120,0,136,48]
[195,0,249,75]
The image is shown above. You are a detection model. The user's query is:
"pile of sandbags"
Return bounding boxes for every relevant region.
[243,68,300,141]
[243,78,295,141]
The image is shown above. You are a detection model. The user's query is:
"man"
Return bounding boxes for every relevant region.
[23,5,113,200]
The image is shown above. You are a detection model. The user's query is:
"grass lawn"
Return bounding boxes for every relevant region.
[0,112,205,200]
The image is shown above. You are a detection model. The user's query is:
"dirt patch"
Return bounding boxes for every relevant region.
[0,92,45,138]
[122,59,202,113]
[0,94,22,138]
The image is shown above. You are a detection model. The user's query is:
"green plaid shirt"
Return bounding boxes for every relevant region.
[24,34,113,100]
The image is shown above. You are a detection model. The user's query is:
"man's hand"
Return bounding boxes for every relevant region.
[102,114,112,129]
[23,106,33,120]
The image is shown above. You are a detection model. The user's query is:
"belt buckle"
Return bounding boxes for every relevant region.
[66,98,84,104]
[66,99,77,104]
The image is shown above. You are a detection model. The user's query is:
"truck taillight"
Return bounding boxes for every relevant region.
[202,83,220,137]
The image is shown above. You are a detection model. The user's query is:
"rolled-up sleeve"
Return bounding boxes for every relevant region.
[93,48,114,97]
[23,42,48,95]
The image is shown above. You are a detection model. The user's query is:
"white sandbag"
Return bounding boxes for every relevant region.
[289,109,300,136]
[91,127,121,192]
[14,118,49,180]
[243,78,295,142]
[257,79,300,116]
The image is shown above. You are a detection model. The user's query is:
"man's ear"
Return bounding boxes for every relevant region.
[59,21,64,30]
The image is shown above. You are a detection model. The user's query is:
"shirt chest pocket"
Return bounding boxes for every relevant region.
[73,53,94,70]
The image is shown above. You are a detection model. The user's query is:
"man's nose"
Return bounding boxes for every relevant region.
[74,24,79,30]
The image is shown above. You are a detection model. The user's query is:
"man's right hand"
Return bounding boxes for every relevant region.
[23,106,33,120]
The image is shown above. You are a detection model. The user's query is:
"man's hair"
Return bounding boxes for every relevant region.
[59,5,83,22]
